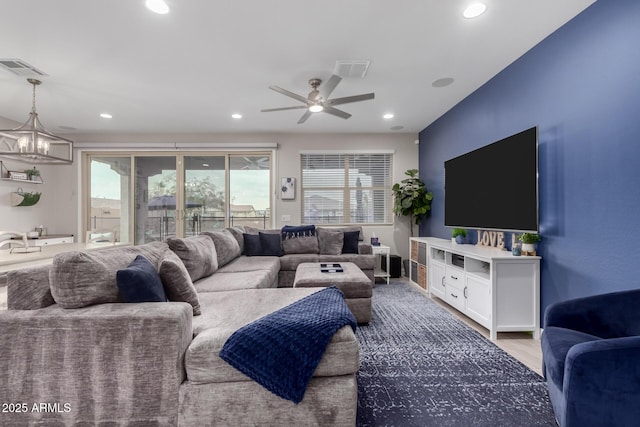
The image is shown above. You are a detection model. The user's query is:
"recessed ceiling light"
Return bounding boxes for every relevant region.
[145,0,169,14]
[231,113,242,119]
[463,3,487,19]
[100,113,113,119]
[383,113,394,119]
[432,77,455,88]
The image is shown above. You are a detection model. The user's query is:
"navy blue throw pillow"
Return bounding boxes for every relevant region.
[243,233,263,256]
[259,232,284,257]
[281,224,316,240]
[342,231,360,254]
[116,255,167,303]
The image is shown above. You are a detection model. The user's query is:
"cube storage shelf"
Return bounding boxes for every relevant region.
[409,237,540,340]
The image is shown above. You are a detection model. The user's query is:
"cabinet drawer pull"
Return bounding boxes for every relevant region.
[441,277,445,287]
[464,286,468,298]
[450,275,458,280]
[450,293,458,298]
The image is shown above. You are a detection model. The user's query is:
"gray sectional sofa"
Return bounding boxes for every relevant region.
[0,226,375,426]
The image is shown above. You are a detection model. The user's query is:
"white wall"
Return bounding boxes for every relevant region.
[2,131,419,260]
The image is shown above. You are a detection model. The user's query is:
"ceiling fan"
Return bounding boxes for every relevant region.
[261,74,375,124]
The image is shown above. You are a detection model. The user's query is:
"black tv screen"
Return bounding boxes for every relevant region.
[444,127,538,232]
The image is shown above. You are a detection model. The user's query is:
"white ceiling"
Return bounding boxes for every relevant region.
[0,0,595,135]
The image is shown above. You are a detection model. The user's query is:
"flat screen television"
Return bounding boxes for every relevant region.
[444,127,538,233]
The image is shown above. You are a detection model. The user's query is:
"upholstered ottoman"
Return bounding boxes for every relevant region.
[294,262,372,323]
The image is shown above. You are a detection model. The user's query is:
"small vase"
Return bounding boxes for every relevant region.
[455,235,464,244]
[451,238,457,245]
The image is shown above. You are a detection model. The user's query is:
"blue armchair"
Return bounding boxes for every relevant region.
[541,289,640,427]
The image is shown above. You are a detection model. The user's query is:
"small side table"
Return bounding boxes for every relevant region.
[372,244,391,284]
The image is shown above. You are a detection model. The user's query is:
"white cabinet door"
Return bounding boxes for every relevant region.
[430,262,446,299]
[465,275,491,328]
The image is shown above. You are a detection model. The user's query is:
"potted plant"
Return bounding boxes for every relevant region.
[519,233,541,254]
[451,228,466,244]
[392,169,433,237]
[24,167,40,181]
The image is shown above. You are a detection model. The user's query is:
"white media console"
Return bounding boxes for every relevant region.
[409,237,540,340]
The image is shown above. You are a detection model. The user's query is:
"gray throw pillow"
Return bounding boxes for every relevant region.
[203,229,241,268]
[282,236,319,255]
[317,229,344,255]
[49,242,170,309]
[158,250,201,316]
[166,235,218,281]
[226,227,245,254]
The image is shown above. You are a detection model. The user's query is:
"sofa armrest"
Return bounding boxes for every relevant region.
[0,302,192,424]
[358,242,372,255]
[562,336,640,426]
[543,289,640,338]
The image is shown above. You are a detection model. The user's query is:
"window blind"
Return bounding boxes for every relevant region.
[300,153,393,225]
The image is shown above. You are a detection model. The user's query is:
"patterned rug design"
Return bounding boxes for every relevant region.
[356,281,555,427]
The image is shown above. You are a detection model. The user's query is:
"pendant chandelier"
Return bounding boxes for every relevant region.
[0,78,73,164]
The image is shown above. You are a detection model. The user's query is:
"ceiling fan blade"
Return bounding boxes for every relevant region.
[261,106,308,112]
[297,110,313,124]
[319,74,342,100]
[323,106,352,120]
[269,86,310,104]
[327,93,375,106]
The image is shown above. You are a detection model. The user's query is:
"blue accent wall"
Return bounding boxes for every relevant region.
[418,0,640,313]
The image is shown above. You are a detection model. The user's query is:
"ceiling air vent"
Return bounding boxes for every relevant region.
[333,60,371,79]
[0,59,48,77]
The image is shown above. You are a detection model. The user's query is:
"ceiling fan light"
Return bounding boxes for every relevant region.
[309,104,324,113]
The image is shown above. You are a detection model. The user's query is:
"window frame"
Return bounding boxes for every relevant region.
[300,150,394,226]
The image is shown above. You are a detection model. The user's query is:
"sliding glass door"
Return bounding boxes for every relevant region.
[183,155,226,236]
[88,156,131,243]
[135,156,177,244]
[85,152,271,245]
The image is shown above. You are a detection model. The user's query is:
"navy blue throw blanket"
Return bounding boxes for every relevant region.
[219,287,357,403]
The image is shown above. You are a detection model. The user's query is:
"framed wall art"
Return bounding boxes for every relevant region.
[281,177,295,200]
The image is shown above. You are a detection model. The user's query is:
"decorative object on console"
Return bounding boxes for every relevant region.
[0,78,73,164]
[519,233,541,255]
[1,161,44,183]
[370,233,379,246]
[477,230,505,248]
[392,169,433,236]
[280,177,295,200]
[451,228,467,244]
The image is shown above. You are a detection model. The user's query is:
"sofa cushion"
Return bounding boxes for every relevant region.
[216,255,280,282]
[186,288,360,384]
[282,235,319,255]
[342,231,360,254]
[542,326,601,388]
[226,227,245,254]
[159,249,201,316]
[49,242,169,309]
[7,265,54,310]
[317,226,364,241]
[281,224,316,239]
[317,229,344,255]
[194,270,276,292]
[203,229,241,268]
[116,255,167,303]
[243,233,283,257]
[167,235,218,281]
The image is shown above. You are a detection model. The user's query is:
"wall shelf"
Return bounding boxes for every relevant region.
[0,161,44,184]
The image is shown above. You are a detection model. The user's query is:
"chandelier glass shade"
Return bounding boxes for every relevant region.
[0,78,73,164]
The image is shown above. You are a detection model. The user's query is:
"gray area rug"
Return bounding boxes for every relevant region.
[356,281,555,427]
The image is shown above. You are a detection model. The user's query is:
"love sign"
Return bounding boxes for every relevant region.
[477,230,505,249]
